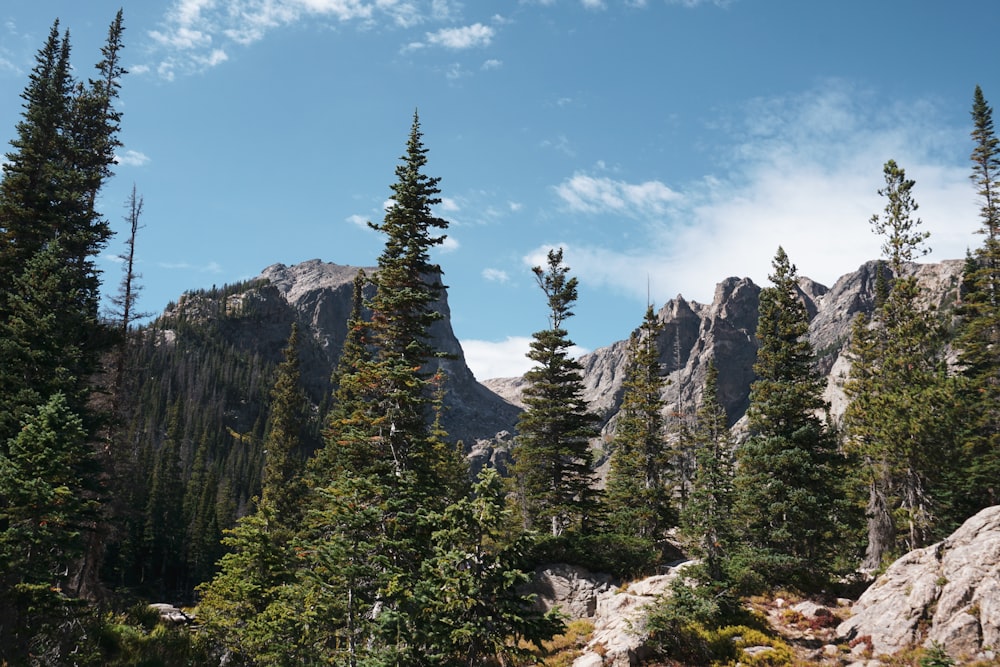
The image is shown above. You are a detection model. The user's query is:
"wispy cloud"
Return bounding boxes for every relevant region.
[482,267,509,283]
[346,213,369,229]
[149,0,393,77]
[0,55,18,75]
[159,260,224,273]
[540,80,976,307]
[461,336,534,380]
[426,23,494,49]
[554,172,682,218]
[115,149,151,167]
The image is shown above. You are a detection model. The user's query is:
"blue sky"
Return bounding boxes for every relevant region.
[1,1,997,379]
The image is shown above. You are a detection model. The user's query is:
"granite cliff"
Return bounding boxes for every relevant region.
[157,258,521,448]
[484,258,964,440]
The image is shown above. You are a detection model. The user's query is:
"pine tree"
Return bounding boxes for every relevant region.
[845,160,958,569]
[291,114,469,664]
[680,361,735,580]
[358,111,462,497]
[198,326,313,663]
[0,393,100,660]
[410,468,564,666]
[513,248,599,537]
[260,324,309,524]
[604,305,673,541]
[955,86,1000,512]
[312,268,373,478]
[732,247,841,590]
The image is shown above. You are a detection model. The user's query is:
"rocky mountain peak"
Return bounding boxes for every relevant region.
[160,259,520,447]
[485,258,965,439]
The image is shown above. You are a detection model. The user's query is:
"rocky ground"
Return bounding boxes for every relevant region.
[528,505,1000,666]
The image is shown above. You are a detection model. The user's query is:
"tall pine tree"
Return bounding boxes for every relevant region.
[604,304,673,541]
[680,361,735,581]
[513,248,599,537]
[732,247,841,591]
[0,15,126,662]
[956,86,1000,512]
[845,160,957,570]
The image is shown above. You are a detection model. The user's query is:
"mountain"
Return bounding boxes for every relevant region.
[157,258,522,448]
[119,256,964,599]
[484,258,964,438]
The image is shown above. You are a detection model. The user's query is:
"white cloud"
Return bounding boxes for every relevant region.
[482,267,509,283]
[115,149,151,167]
[544,81,978,307]
[461,336,533,380]
[158,260,224,273]
[439,197,460,212]
[461,336,590,380]
[346,213,369,228]
[482,58,502,70]
[150,0,381,77]
[581,0,606,9]
[439,235,460,252]
[426,23,494,49]
[0,56,18,75]
[554,173,681,218]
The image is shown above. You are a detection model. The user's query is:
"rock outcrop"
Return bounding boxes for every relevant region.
[525,562,692,667]
[485,259,964,439]
[162,259,521,447]
[837,505,1000,662]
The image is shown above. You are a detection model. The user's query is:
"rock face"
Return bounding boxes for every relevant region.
[485,259,964,438]
[837,505,1000,662]
[164,259,521,447]
[160,258,963,451]
[525,563,692,667]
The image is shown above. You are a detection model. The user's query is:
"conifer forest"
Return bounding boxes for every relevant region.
[4,12,1000,667]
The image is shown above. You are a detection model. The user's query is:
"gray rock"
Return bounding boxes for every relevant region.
[837,505,1000,660]
[523,562,694,667]
[148,602,191,625]
[485,259,963,451]
[164,259,521,448]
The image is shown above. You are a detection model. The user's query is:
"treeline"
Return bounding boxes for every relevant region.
[3,11,1000,666]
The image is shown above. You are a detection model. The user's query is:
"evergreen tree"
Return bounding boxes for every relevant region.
[312,268,373,478]
[198,499,311,666]
[353,111,463,498]
[198,327,314,663]
[845,160,957,569]
[291,113,470,664]
[410,468,564,666]
[680,361,735,580]
[955,86,1000,511]
[0,393,100,660]
[513,248,599,537]
[260,324,309,524]
[0,15,126,657]
[732,247,841,590]
[604,305,673,541]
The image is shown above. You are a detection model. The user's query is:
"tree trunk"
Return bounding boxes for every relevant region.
[863,477,894,573]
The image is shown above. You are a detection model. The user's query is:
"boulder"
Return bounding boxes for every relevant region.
[523,562,693,667]
[148,603,191,625]
[837,505,1000,661]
